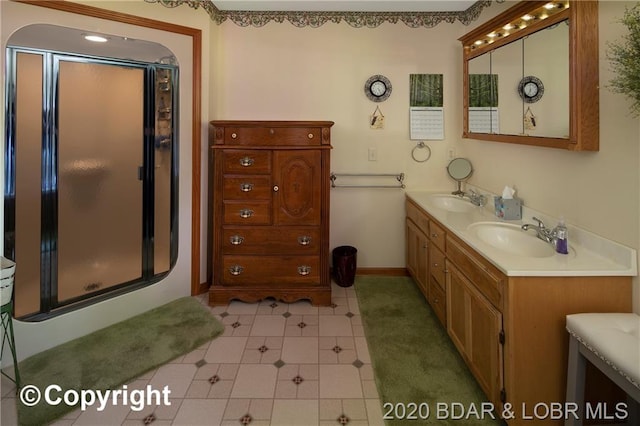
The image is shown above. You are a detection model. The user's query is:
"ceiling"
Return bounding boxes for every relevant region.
[211,1,478,12]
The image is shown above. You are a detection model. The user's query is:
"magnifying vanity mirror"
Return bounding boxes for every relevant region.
[447,158,473,195]
[459,1,599,151]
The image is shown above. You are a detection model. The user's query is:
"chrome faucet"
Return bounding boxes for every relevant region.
[465,189,487,207]
[521,217,556,244]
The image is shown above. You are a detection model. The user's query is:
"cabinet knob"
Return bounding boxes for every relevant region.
[229,265,244,276]
[308,133,314,139]
[239,157,254,167]
[273,185,279,192]
[297,236,312,246]
[239,183,253,192]
[433,263,439,267]
[229,235,244,245]
[298,265,311,276]
[434,298,440,304]
[270,128,275,135]
[431,233,438,238]
[231,133,237,139]
[239,209,254,218]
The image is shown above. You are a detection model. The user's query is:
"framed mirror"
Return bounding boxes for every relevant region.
[459,1,599,151]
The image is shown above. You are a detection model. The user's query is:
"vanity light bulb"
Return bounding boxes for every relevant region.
[474,40,483,46]
[522,14,533,21]
[503,23,515,30]
[543,3,555,9]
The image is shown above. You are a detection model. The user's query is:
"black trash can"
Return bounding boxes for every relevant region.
[332,246,357,287]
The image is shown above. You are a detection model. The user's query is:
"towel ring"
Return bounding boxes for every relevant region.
[411,142,431,163]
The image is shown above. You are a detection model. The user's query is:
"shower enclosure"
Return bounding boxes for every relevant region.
[4,33,179,320]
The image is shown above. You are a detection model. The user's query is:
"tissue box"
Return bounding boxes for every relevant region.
[494,196,522,220]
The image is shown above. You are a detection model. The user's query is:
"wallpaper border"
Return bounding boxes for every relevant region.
[144,0,498,28]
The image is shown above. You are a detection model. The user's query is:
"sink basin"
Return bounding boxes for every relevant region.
[427,194,475,213]
[467,222,557,258]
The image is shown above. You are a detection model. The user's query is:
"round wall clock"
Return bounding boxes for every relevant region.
[364,75,392,102]
[518,76,544,103]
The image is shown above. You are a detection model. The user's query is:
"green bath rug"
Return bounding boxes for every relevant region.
[15,296,224,426]
[355,276,500,425]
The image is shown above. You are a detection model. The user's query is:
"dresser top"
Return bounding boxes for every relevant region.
[210,120,334,127]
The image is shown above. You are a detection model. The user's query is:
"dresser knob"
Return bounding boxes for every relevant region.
[240,183,253,192]
[239,209,254,218]
[239,157,254,167]
[231,133,237,139]
[229,235,244,245]
[297,236,312,246]
[273,185,279,192]
[308,133,314,139]
[229,265,244,276]
[298,265,311,276]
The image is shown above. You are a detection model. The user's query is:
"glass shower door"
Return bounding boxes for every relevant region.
[56,60,144,302]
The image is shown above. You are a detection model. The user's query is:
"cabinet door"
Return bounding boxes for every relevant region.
[406,219,429,297]
[447,263,503,406]
[273,150,321,226]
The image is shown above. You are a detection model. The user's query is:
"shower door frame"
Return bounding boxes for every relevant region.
[14,0,204,298]
[4,47,179,321]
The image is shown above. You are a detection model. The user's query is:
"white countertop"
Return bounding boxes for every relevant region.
[406,190,637,277]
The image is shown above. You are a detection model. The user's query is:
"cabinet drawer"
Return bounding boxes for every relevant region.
[446,236,503,310]
[222,255,320,286]
[406,200,429,234]
[223,176,272,200]
[430,246,446,289]
[223,150,272,174]
[223,201,271,225]
[224,126,321,146]
[429,220,446,252]
[429,276,447,327]
[222,227,320,255]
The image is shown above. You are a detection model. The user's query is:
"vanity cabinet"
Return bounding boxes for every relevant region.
[406,218,429,297]
[446,236,505,409]
[406,199,448,326]
[405,195,632,425]
[208,120,333,306]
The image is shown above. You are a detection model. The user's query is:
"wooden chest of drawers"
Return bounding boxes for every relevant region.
[208,121,333,306]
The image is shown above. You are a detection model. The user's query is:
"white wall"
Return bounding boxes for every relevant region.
[0,0,201,362]
[210,1,640,311]
[211,19,473,268]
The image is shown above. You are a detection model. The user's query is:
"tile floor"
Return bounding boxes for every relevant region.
[1,283,384,425]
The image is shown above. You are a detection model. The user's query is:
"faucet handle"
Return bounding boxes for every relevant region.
[532,217,545,228]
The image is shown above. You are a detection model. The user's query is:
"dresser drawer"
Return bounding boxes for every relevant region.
[429,220,446,252]
[430,246,446,290]
[223,201,271,225]
[221,255,320,286]
[222,227,320,255]
[429,276,447,327]
[223,176,272,200]
[224,126,321,146]
[223,150,272,174]
[406,200,429,234]
[446,236,503,310]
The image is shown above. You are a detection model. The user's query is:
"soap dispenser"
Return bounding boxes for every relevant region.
[555,218,569,254]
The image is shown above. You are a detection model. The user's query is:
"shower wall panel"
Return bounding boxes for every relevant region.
[13,52,43,317]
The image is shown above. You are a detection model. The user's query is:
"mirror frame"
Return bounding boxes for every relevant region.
[459,1,599,151]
